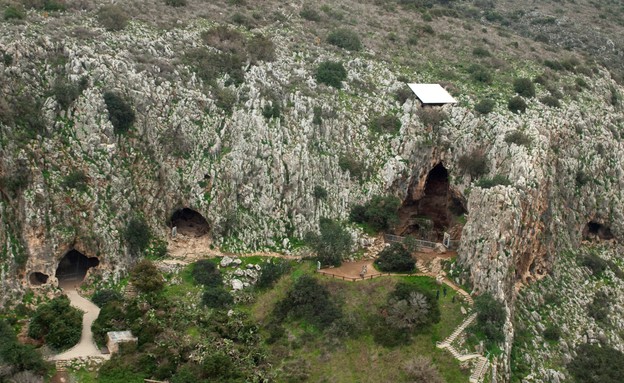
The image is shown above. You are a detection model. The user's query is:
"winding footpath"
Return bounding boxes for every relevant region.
[50,285,109,363]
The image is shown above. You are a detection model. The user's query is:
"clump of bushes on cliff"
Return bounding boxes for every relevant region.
[374,243,416,272]
[350,195,400,232]
[28,296,82,350]
[459,149,489,178]
[103,91,135,135]
[475,98,495,114]
[305,218,352,267]
[316,61,347,88]
[97,5,129,31]
[369,114,401,134]
[568,343,624,383]
[470,292,506,351]
[508,96,527,113]
[327,28,362,51]
[130,259,164,293]
[0,319,49,380]
[124,216,152,256]
[505,130,532,147]
[475,174,511,188]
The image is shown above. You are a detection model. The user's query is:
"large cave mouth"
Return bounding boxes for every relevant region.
[29,272,49,286]
[170,208,210,237]
[55,249,99,286]
[397,163,466,241]
[584,221,614,240]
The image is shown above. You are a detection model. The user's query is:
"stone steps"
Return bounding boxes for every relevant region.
[469,357,489,383]
[55,360,69,372]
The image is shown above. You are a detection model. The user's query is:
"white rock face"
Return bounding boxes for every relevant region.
[231,279,244,291]
[220,256,234,268]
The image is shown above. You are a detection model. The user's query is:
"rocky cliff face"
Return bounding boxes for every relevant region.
[1,5,624,381]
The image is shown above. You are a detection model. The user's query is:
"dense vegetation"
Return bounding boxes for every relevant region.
[568,343,624,383]
[28,296,82,350]
[374,242,416,272]
[305,218,352,266]
[0,319,49,381]
[350,194,400,232]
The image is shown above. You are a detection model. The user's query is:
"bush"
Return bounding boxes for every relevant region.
[97,5,129,31]
[476,174,511,188]
[468,64,492,84]
[588,291,610,324]
[349,195,400,232]
[394,87,414,104]
[103,91,135,135]
[508,96,527,114]
[568,343,624,383]
[257,260,290,289]
[540,95,560,108]
[316,61,347,88]
[28,296,82,350]
[374,243,415,272]
[305,218,352,267]
[130,259,164,293]
[53,79,81,110]
[248,34,275,63]
[543,325,561,341]
[313,185,328,200]
[581,253,608,276]
[202,286,233,308]
[388,282,440,325]
[300,5,321,21]
[274,275,341,329]
[403,357,444,383]
[213,86,237,115]
[369,114,401,134]
[201,26,246,55]
[92,289,123,308]
[0,320,48,376]
[4,6,25,20]
[338,155,366,180]
[185,48,245,86]
[165,0,187,6]
[262,101,281,120]
[417,107,448,128]
[125,217,151,256]
[91,301,125,346]
[62,170,89,192]
[326,29,362,51]
[191,260,222,287]
[475,99,495,114]
[458,149,489,178]
[472,46,491,57]
[504,130,532,147]
[473,292,506,348]
[513,77,535,98]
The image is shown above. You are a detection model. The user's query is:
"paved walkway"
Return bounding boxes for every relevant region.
[50,285,109,361]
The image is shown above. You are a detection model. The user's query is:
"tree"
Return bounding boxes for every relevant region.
[28,296,82,350]
[315,61,347,89]
[508,96,527,114]
[473,292,506,347]
[568,343,624,383]
[191,260,222,287]
[124,217,151,256]
[374,243,415,272]
[305,218,352,267]
[386,292,430,329]
[349,195,400,232]
[202,287,233,308]
[513,77,535,98]
[103,91,135,135]
[326,29,362,51]
[130,260,164,293]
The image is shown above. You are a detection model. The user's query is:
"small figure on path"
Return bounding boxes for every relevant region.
[443,286,447,297]
[436,289,440,300]
[317,261,321,270]
[171,226,177,238]
[360,265,367,279]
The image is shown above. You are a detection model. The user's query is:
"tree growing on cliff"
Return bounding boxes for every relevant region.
[28,296,82,350]
[473,292,506,349]
[125,217,152,256]
[130,259,164,293]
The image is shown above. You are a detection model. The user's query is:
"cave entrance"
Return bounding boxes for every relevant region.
[170,208,210,238]
[29,272,49,286]
[55,249,99,286]
[583,221,614,240]
[397,163,466,241]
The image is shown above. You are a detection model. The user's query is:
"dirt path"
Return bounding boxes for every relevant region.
[51,285,109,361]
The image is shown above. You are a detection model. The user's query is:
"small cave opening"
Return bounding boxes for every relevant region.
[397,163,467,241]
[583,221,614,240]
[55,249,99,286]
[29,272,49,286]
[170,208,210,238]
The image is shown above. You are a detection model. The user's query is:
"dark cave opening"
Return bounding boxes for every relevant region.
[29,272,49,286]
[55,249,99,285]
[170,208,210,237]
[397,163,466,241]
[584,221,614,240]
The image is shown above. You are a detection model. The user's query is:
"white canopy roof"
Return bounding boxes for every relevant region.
[407,83,457,104]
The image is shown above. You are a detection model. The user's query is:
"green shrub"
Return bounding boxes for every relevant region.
[472,46,491,57]
[394,87,414,104]
[403,357,444,383]
[97,5,129,31]
[459,149,489,178]
[192,260,222,287]
[513,78,535,98]
[540,95,560,108]
[4,5,25,20]
[568,343,624,383]
[103,91,135,135]
[201,26,246,55]
[213,86,237,114]
[185,48,245,86]
[257,259,290,289]
[274,275,341,329]
[338,155,365,180]
[349,195,400,232]
[305,218,352,267]
[575,77,588,89]
[473,292,506,349]
[504,130,532,147]
[202,286,233,308]
[508,96,527,113]
[125,217,151,256]
[588,291,610,324]
[165,0,187,6]
[248,34,276,63]
[316,61,347,88]
[369,114,401,134]
[0,319,49,375]
[62,170,89,192]
[327,29,362,51]
[92,289,123,308]
[130,259,164,293]
[475,99,495,114]
[313,185,328,200]
[468,64,492,84]
[300,5,321,21]
[262,101,281,120]
[476,174,511,188]
[374,243,415,272]
[543,325,561,341]
[91,301,126,346]
[53,79,82,110]
[28,296,82,350]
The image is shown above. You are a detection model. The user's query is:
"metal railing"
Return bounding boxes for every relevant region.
[383,234,437,249]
